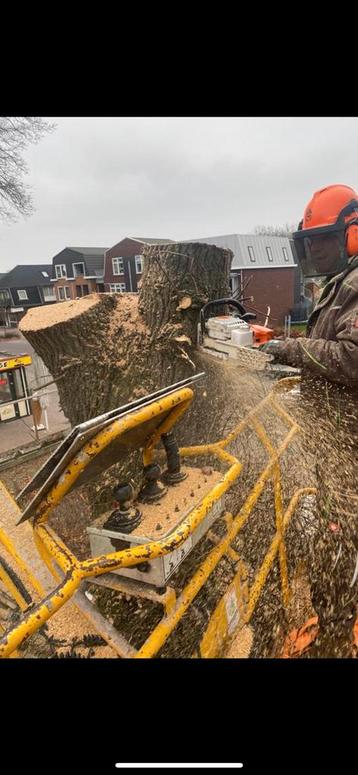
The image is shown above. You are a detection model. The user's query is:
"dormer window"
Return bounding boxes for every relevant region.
[73,262,85,277]
[55,264,67,279]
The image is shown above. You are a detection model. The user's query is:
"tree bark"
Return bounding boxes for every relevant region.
[20,242,251,512]
[20,242,232,424]
[139,241,232,342]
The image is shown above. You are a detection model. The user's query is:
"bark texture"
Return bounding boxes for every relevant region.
[21,242,233,427]
[20,242,253,513]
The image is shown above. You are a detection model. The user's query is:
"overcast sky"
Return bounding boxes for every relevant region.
[1,116,358,272]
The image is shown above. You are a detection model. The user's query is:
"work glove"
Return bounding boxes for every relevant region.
[258,339,285,362]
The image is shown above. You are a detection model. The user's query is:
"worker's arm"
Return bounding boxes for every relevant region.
[265,294,358,385]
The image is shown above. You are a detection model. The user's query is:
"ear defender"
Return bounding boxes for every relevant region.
[345,221,358,256]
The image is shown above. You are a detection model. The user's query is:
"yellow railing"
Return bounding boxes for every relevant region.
[0,378,316,658]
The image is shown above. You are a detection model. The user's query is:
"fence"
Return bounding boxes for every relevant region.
[0,390,58,440]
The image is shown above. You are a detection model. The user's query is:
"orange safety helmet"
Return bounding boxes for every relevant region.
[293,184,358,277]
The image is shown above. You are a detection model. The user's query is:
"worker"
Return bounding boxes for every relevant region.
[262,184,358,657]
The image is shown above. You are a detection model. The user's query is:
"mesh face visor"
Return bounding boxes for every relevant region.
[293,198,358,278]
[292,224,348,278]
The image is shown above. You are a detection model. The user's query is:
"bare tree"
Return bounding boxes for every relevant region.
[253,223,297,237]
[0,117,55,221]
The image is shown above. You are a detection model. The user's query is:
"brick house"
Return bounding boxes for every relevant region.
[185,234,299,326]
[51,247,107,301]
[0,264,56,326]
[104,238,173,293]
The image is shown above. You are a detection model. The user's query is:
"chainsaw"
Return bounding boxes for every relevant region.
[198,297,300,376]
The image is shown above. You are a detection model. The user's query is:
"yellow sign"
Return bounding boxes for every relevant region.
[0,355,32,372]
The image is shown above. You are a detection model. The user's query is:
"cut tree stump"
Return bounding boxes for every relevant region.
[19,241,254,515]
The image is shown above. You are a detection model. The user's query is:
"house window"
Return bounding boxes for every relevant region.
[266,246,273,262]
[282,247,290,262]
[75,284,89,298]
[109,283,126,293]
[0,290,10,304]
[248,246,256,263]
[55,264,67,279]
[17,290,28,301]
[135,255,143,274]
[43,286,56,301]
[112,257,124,275]
[73,262,85,277]
[41,271,49,278]
[58,286,71,301]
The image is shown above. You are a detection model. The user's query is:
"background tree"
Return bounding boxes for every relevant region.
[0,117,55,221]
[253,223,297,237]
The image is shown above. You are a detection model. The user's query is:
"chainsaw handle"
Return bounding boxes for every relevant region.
[200,298,255,338]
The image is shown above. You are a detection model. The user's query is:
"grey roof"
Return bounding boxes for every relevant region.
[57,247,107,277]
[68,247,108,255]
[82,254,105,275]
[184,234,296,270]
[0,264,53,287]
[131,237,175,245]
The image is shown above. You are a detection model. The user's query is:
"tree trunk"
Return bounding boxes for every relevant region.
[20,242,252,512]
[20,242,232,425]
[139,241,232,342]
